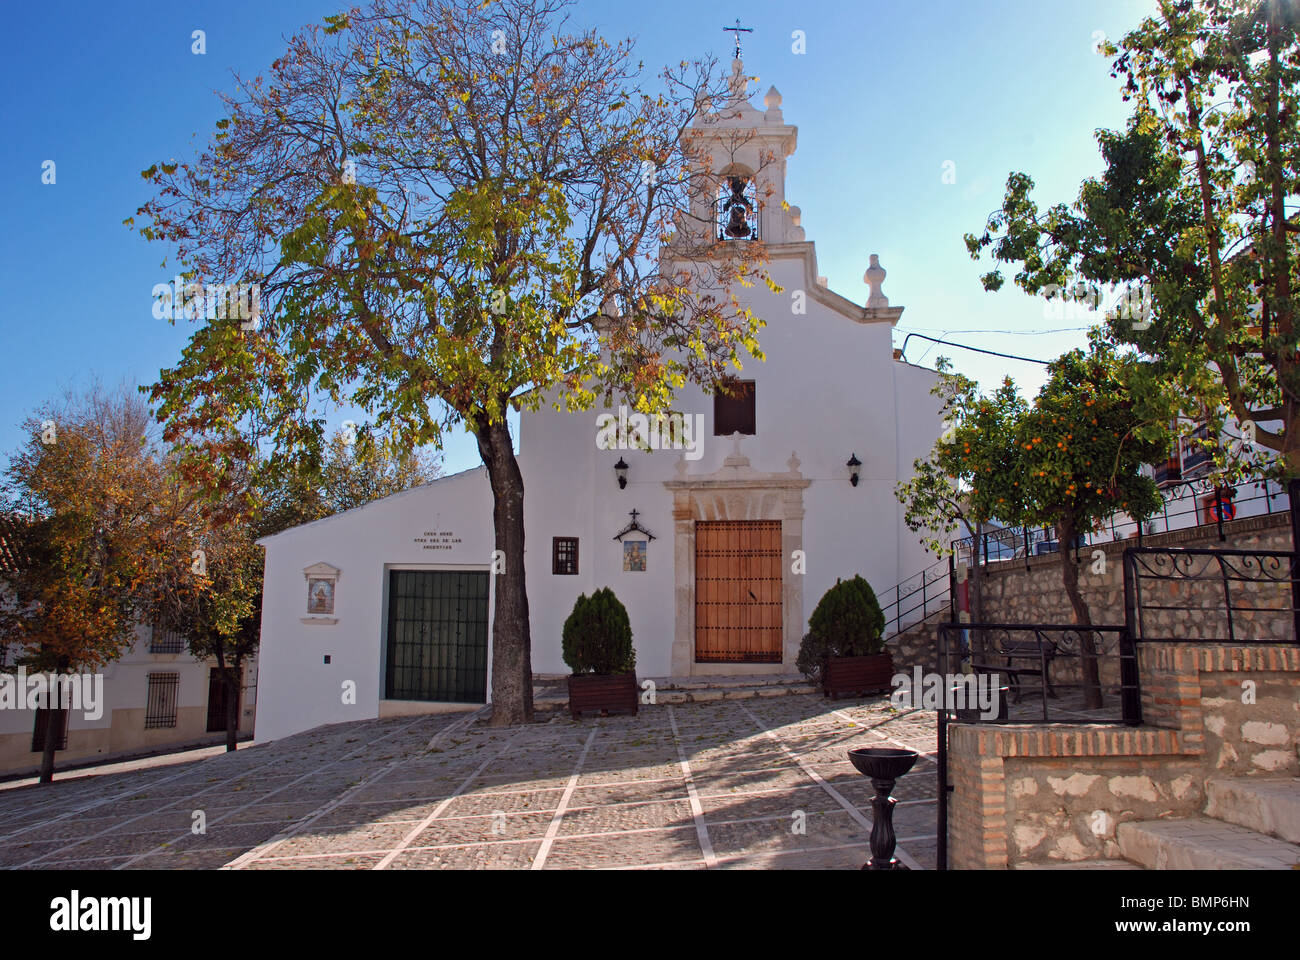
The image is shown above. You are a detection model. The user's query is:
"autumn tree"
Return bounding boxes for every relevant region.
[0,385,170,783]
[966,0,1300,480]
[132,0,775,724]
[256,428,441,537]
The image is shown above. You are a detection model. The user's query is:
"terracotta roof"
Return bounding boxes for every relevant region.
[0,514,27,578]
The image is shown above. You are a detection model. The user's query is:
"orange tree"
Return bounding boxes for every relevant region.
[130,0,774,724]
[896,360,1027,625]
[1013,340,1167,707]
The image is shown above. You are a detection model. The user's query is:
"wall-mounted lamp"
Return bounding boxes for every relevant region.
[847,453,862,487]
[615,457,629,490]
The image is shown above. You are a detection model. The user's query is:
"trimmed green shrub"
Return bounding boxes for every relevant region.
[562,587,636,675]
[796,575,886,682]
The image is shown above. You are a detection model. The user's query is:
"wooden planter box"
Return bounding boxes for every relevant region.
[568,672,638,719]
[823,652,895,699]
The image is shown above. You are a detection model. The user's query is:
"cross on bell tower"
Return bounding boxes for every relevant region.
[722,18,753,59]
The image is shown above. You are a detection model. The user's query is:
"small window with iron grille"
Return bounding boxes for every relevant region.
[31,707,69,753]
[144,673,179,729]
[553,537,579,575]
[150,623,184,654]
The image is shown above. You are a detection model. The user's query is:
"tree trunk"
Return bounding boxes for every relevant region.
[475,417,534,726]
[225,657,242,752]
[215,645,239,752]
[38,704,59,784]
[1058,515,1103,709]
[38,657,70,785]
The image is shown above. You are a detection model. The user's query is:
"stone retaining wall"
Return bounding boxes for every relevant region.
[980,512,1293,638]
[947,642,1300,868]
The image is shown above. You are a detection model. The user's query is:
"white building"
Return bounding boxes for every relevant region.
[0,620,257,778]
[254,59,944,743]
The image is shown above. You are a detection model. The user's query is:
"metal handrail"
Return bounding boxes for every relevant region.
[880,556,952,638]
[936,622,1139,726]
[1122,546,1300,644]
[954,476,1288,564]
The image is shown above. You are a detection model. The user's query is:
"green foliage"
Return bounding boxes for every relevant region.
[965,0,1300,479]
[896,359,1028,555]
[796,576,885,682]
[254,428,441,538]
[1014,338,1166,536]
[562,587,635,676]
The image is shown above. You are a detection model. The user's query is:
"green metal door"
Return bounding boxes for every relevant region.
[385,570,489,704]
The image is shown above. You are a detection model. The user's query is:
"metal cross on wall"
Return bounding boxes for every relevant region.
[723,18,753,59]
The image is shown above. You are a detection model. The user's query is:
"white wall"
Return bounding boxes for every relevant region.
[255,246,943,742]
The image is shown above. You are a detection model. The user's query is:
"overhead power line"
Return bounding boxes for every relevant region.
[897,332,1051,366]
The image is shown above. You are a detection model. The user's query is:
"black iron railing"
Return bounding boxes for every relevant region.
[1122,547,1300,644]
[954,476,1289,567]
[934,620,1140,872]
[881,555,953,639]
[936,623,1140,726]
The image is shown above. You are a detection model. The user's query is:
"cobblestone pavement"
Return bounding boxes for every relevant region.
[0,695,938,870]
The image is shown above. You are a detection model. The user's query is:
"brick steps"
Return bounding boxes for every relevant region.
[1117,817,1300,870]
[1204,777,1300,845]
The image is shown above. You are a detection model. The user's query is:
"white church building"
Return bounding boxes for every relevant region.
[254,59,944,743]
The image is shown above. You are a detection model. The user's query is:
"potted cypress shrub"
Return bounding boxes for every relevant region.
[563,587,638,719]
[796,576,892,698]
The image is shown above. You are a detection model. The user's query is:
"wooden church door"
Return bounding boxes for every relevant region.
[694,520,783,663]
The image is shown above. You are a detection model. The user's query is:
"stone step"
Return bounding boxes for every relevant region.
[531,675,818,711]
[1205,778,1300,845]
[647,674,810,691]
[1117,817,1300,870]
[1014,860,1143,870]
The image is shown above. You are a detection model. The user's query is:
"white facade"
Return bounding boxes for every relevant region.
[0,623,257,777]
[255,60,944,743]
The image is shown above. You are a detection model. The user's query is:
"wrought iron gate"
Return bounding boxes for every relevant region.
[385,570,489,704]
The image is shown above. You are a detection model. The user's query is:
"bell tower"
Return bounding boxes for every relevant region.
[680,52,804,249]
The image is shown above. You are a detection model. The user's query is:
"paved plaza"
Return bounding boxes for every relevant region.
[0,694,939,870]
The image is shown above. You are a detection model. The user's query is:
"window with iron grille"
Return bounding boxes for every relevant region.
[144,673,179,729]
[150,623,184,654]
[713,379,756,436]
[31,707,69,752]
[553,537,579,575]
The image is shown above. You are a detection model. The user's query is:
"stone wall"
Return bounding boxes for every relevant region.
[947,642,1300,868]
[979,512,1293,638]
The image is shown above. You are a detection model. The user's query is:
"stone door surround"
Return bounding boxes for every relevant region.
[664,443,811,676]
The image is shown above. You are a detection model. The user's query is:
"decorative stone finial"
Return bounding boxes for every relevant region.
[764,85,783,111]
[728,59,748,103]
[787,451,801,473]
[864,254,889,309]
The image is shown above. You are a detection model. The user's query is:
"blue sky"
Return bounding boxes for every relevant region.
[1,0,1158,477]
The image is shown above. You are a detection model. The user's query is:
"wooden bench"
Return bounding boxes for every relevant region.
[970,635,1059,703]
